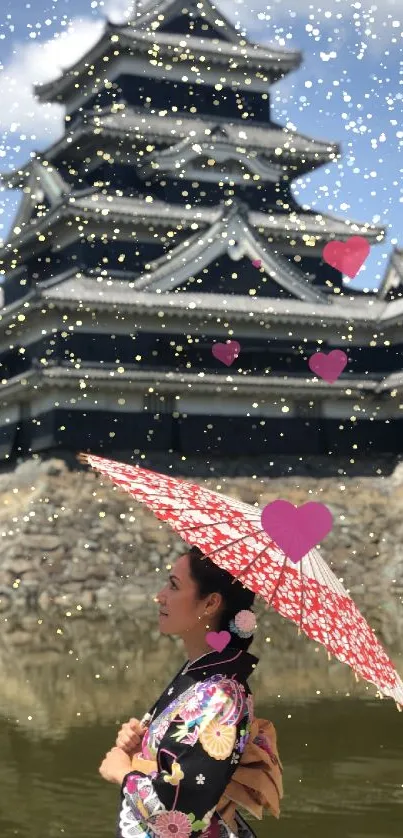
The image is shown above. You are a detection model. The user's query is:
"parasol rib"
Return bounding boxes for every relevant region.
[264,555,288,611]
[230,544,274,584]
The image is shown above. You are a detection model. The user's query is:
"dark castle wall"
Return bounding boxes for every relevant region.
[20,239,168,286]
[174,253,313,298]
[1,329,403,381]
[84,162,149,193]
[2,406,403,464]
[123,177,301,214]
[1,271,33,307]
[290,253,344,289]
[73,74,270,123]
[81,161,306,217]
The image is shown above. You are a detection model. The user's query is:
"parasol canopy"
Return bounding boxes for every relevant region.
[77,452,403,710]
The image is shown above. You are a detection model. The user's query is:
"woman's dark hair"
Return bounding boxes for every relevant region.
[187,545,256,651]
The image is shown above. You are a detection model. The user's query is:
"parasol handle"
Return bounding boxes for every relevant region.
[77,451,90,465]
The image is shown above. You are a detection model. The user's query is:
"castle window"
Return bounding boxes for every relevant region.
[143,393,174,414]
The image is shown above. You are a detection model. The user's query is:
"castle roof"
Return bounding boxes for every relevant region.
[0,364,384,406]
[377,247,403,299]
[0,108,341,190]
[34,20,302,105]
[0,267,394,330]
[0,191,385,270]
[125,0,256,44]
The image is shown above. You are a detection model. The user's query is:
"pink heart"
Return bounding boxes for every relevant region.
[206,630,231,653]
[212,340,241,366]
[322,236,370,279]
[252,259,262,268]
[261,500,333,563]
[308,349,347,383]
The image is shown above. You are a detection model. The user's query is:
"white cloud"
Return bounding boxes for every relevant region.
[0,16,104,141]
[0,0,400,148]
[217,0,403,55]
[104,0,137,23]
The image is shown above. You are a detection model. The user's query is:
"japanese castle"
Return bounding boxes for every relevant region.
[0,0,403,464]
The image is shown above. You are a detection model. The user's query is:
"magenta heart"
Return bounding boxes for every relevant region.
[212,340,241,366]
[322,236,370,279]
[206,630,231,653]
[261,499,333,563]
[252,259,262,268]
[308,349,347,383]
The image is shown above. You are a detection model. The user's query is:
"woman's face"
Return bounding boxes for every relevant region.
[155,553,222,637]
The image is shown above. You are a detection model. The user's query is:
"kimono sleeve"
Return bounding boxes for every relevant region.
[117,677,251,838]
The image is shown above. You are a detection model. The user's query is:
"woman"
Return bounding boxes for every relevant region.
[99,546,282,838]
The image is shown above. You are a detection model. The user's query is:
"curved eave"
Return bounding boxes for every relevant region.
[0,166,33,189]
[378,371,403,392]
[0,113,342,188]
[0,192,385,266]
[141,149,285,182]
[0,277,385,330]
[118,29,303,78]
[142,138,341,173]
[249,210,385,243]
[0,139,340,192]
[118,27,303,63]
[33,25,302,104]
[0,365,379,406]
[376,252,395,300]
[379,295,403,325]
[33,23,111,103]
[146,141,341,166]
[40,289,375,326]
[0,196,217,264]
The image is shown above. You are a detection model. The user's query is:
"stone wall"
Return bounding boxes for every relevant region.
[0,454,402,649]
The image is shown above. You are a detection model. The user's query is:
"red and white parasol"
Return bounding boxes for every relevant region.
[77,452,403,710]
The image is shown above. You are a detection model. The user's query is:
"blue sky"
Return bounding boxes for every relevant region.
[0,0,402,291]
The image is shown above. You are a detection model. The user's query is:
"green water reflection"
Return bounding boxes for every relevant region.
[0,611,402,838]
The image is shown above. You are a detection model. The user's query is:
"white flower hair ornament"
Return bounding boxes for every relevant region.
[229,609,257,639]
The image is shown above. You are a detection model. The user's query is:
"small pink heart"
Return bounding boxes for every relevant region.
[206,630,231,653]
[212,340,241,367]
[308,349,347,383]
[261,499,333,563]
[322,236,370,279]
[252,259,262,268]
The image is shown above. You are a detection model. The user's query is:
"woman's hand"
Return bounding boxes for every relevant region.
[99,746,132,785]
[115,717,146,756]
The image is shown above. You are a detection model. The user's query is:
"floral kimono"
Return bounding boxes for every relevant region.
[115,646,260,838]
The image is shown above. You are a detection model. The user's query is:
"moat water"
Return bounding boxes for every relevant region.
[0,611,402,838]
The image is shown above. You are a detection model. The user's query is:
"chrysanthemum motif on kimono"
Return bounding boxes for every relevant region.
[152,809,215,838]
[176,694,203,723]
[152,810,193,838]
[199,719,237,760]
